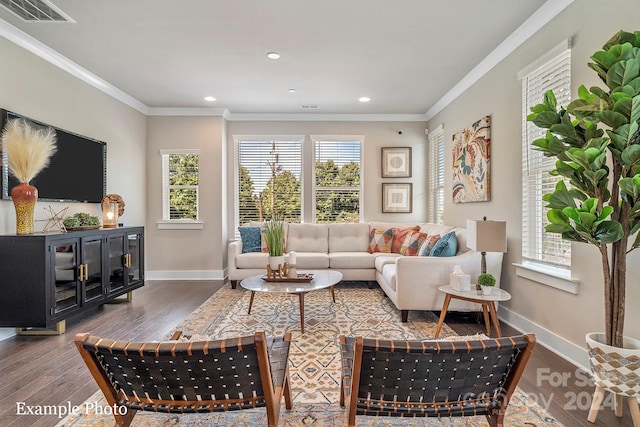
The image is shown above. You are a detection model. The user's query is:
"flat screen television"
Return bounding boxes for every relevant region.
[0,109,106,203]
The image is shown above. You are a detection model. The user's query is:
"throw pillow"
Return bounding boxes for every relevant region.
[429,231,458,257]
[398,231,429,256]
[367,228,394,253]
[418,234,441,256]
[238,226,262,254]
[391,226,420,253]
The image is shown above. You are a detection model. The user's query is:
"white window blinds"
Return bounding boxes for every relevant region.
[161,150,200,220]
[427,125,444,224]
[521,46,571,267]
[237,139,302,224]
[312,138,362,223]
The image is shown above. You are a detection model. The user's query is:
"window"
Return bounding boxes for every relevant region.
[520,41,571,268]
[236,138,303,225]
[161,149,200,221]
[427,125,444,224]
[312,137,362,223]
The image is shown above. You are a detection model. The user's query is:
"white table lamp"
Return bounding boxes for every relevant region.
[466,217,507,274]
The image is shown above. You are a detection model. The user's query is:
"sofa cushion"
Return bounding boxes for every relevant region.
[286,223,328,253]
[329,252,376,269]
[368,228,394,253]
[238,226,262,254]
[295,252,330,269]
[430,231,458,257]
[391,226,420,253]
[419,234,441,256]
[236,252,269,269]
[374,254,401,271]
[398,231,428,256]
[329,223,370,252]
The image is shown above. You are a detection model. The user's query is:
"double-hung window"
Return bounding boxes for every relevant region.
[427,125,444,224]
[520,41,572,270]
[312,136,363,223]
[236,137,303,225]
[160,149,200,224]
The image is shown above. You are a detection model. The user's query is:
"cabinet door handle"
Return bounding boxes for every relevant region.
[84,264,89,281]
[124,254,131,268]
[78,264,86,281]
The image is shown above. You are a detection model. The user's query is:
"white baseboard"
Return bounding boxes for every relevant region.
[498,305,589,371]
[145,269,227,281]
[0,328,15,341]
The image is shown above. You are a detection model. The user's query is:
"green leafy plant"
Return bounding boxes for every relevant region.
[477,273,496,287]
[63,212,100,228]
[528,30,640,347]
[263,218,285,257]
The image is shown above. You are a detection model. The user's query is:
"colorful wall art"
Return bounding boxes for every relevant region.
[452,115,491,203]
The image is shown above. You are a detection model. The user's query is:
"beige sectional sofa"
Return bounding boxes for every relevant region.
[227,222,503,322]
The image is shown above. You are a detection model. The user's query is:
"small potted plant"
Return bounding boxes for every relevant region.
[477,273,496,295]
[263,218,285,270]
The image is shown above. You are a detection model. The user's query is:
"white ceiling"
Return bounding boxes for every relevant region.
[0,0,568,117]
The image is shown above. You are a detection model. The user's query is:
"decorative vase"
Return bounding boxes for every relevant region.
[268,255,285,271]
[11,182,38,235]
[481,285,493,295]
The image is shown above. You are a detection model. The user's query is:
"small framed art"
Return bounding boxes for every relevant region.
[382,183,412,213]
[381,147,412,178]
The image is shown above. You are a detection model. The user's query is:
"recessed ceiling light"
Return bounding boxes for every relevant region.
[359,97,371,103]
[204,96,216,102]
[288,89,297,93]
[266,52,281,60]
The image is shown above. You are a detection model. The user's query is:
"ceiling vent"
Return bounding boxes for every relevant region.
[300,105,319,110]
[0,0,74,22]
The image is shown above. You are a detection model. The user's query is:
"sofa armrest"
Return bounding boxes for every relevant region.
[393,251,502,308]
[228,239,242,271]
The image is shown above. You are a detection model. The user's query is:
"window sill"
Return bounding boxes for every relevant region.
[513,262,579,294]
[156,220,204,230]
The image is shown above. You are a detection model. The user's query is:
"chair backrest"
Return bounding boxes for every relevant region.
[340,334,536,418]
[75,331,277,413]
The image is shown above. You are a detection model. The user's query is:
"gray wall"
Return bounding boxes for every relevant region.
[428,0,640,351]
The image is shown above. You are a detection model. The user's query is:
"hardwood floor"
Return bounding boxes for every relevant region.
[0,281,635,426]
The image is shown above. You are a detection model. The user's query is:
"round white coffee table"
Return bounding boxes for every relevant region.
[434,285,512,338]
[240,270,343,333]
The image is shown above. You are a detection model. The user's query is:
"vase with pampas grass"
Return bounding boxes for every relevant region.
[3,118,57,234]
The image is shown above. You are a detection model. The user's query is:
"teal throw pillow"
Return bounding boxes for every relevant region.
[238,226,262,254]
[429,231,458,257]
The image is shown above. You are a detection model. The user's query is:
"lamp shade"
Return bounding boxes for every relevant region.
[466,219,507,253]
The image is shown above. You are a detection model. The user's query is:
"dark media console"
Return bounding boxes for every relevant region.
[0,227,144,334]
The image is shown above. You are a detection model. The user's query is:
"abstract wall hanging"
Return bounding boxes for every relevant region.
[452,115,491,203]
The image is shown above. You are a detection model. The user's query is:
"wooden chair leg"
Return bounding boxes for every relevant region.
[283,374,292,410]
[588,386,605,423]
[114,408,137,427]
[616,393,624,417]
[628,396,640,427]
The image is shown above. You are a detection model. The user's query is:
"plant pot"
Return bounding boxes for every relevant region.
[268,255,285,271]
[586,332,640,396]
[480,285,493,296]
[11,182,38,235]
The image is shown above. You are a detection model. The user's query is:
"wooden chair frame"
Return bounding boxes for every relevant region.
[339,334,536,427]
[74,330,292,427]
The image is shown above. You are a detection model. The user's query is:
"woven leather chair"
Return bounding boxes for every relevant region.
[339,334,536,427]
[74,331,292,427]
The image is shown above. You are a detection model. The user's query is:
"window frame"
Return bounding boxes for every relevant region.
[158,149,203,230]
[427,125,444,224]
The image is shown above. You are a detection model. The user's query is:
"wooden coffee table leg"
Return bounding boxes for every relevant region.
[247,291,255,314]
[434,294,452,337]
[488,301,502,337]
[298,292,305,333]
[330,286,336,303]
[482,303,491,335]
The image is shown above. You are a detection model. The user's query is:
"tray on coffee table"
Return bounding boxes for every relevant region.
[261,273,314,282]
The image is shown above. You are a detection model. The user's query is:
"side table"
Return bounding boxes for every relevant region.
[434,285,512,337]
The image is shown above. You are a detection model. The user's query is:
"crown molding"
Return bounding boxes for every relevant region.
[425,0,575,121]
[147,107,229,117]
[0,18,149,114]
[224,112,428,122]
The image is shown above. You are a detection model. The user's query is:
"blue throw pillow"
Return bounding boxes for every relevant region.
[238,226,262,254]
[429,231,458,257]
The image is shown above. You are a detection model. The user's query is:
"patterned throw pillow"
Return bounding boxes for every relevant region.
[238,226,262,254]
[430,231,458,257]
[418,234,441,256]
[391,226,421,253]
[398,231,429,256]
[367,228,394,253]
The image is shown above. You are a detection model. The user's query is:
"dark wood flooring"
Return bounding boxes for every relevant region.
[0,281,634,426]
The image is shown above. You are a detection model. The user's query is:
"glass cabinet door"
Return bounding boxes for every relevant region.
[107,235,126,293]
[126,232,143,285]
[82,236,104,303]
[52,241,80,314]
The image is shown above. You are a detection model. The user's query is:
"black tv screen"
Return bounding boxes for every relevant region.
[1,109,106,203]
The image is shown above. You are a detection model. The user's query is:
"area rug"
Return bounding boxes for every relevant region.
[58,282,562,426]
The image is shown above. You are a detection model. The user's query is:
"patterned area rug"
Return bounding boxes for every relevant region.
[58,282,562,426]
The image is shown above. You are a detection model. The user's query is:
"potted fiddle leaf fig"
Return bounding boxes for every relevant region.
[528,29,640,419]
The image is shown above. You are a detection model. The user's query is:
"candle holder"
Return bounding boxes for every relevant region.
[102,202,119,228]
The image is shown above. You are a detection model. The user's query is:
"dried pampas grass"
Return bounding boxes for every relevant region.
[3,118,57,183]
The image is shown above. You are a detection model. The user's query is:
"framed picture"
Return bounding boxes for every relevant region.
[452,115,491,203]
[381,147,412,177]
[382,183,412,213]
